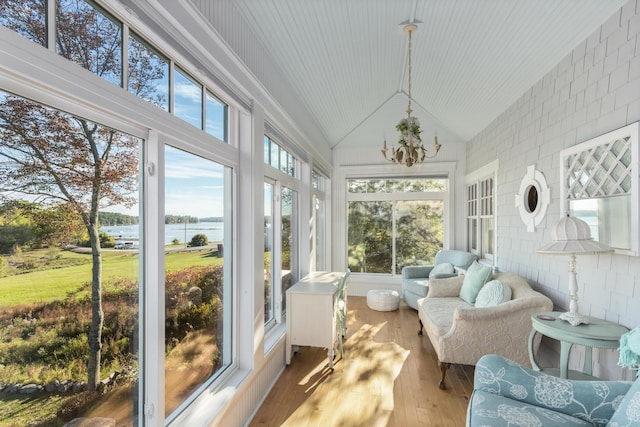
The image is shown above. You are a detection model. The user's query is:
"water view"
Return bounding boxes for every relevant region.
[102,221,224,246]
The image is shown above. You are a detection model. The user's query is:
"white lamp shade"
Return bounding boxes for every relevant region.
[536,214,614,255]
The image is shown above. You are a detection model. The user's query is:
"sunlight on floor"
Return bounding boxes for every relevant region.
[285,321,410,426]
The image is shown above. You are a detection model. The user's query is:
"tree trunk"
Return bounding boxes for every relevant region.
[87,222,103,391]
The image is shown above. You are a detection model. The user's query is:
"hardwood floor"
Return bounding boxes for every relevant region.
[249,296,474,427]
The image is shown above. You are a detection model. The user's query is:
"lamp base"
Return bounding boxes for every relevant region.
[559,311,590,326]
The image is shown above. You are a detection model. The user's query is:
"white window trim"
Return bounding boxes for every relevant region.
[466,160,499,265]
[0,24,248,427]
[333,162,456,275]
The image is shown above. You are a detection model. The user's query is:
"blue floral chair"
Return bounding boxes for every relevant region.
[467,354,640,427]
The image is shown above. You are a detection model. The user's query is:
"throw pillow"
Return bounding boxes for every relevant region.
[475,280,511,307]
[429,262,455,279]
[607,376,640,425]
[459,261,492,304]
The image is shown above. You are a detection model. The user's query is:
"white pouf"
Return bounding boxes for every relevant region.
[367,289,400,311]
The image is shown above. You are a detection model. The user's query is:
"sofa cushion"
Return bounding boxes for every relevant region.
[420,297,471,336]
[475,280,511,307]
[460,261,493,304]
[429,262,454,278]
[607,377,640,426]
[403,278,430,297]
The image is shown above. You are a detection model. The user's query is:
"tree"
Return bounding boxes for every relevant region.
[190,233,209,247]
[0,93,139,390]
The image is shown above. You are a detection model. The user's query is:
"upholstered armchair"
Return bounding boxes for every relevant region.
[467,354,640,427]
[401,249,477,310]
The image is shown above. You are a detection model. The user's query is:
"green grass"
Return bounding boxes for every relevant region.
[0,248,222,307]
[0,393,64,427]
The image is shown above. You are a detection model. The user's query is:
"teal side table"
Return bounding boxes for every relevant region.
[528,311,629,379]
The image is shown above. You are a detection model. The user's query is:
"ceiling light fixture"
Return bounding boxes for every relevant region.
[382,23,441,167]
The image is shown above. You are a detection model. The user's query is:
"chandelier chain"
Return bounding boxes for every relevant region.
[407,26,413,115]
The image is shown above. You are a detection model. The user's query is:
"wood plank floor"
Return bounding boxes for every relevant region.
[249,296,474,427]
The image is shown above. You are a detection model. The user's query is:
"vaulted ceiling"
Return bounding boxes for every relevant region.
[201,1,628,149]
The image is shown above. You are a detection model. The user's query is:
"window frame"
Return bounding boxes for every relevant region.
[466,160,498,265]
[0,15,244,426]
[263,135,301,330]
[336,162,456,277]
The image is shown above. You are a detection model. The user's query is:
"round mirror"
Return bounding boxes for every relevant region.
[515,166,550,232]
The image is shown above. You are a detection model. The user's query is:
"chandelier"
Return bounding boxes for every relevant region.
[381,23,441,167]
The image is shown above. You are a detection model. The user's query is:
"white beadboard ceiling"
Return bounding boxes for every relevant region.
[191,0,627,149]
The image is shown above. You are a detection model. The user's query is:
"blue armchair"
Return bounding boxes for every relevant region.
[401,249,477,310]
[467,354,639,427]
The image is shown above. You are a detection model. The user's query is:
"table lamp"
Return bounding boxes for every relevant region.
[536,213,613,326]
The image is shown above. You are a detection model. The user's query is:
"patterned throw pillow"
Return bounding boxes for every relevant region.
[475,280,511,307]
[429,262,454,279]
[459,261,492,304]
[607,377,640,426]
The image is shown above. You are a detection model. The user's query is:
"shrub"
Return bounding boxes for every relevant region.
[189,233,208,247]
[78,231,115,248]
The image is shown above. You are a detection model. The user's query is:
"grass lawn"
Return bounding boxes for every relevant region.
[0,247,222,307]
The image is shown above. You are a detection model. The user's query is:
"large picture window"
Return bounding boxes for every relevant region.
[0,90,142,425]
[347,178,447,275]
[163,146,232,419]
[0,2,237,423]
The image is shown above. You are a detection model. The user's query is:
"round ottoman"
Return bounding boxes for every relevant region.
[366,289,400,311]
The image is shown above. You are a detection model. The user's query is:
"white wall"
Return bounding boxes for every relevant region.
[467,0,640,380]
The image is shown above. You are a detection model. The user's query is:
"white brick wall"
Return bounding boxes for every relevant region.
[467,0,640,380]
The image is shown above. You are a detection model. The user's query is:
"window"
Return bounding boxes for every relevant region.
[0,3,238,423]
[0,0,46,46]
[311,170,327,271]
[264,135,296,177]
[264,181,275,325]
[280,186,298,314]
[173,67,203,129]
[206,90,227,141]
[263,135,300,327]
[0,90,141,424]
[1,0,229,135]
[128,31,170,110]
[56,0,123,86]
[346,178,447,274]
[466,161,498,263]
[561,122,640,255]
[164,145,232,419]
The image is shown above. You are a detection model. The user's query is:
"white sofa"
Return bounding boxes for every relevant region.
[417,271,553,389]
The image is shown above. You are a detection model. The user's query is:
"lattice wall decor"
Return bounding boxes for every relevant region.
[560,122,640,255]
[565,136,631,199]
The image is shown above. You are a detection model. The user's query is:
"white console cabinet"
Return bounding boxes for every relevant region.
[285,271,344,369]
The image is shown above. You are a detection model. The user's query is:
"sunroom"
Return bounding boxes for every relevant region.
[0,0,639,426]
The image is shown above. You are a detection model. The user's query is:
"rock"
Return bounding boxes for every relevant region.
[45,379,60,392]
[72,381,86,393]
[188,286,202,304]
[19,383,41,394]
[5,384,19,394]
